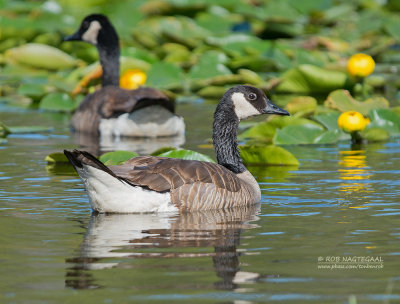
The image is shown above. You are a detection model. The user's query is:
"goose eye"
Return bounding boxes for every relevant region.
[248,93,257,101]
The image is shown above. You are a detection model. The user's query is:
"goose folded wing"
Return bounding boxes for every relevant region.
[100,87,174,118]
[109,157,241,193]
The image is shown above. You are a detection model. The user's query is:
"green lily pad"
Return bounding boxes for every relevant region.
[99,151,139,166]
[158,149,215,163]
[276,64,350,93]
[5,43,78,70]
[273,124,340,145]
[17,83,46,98]
[150,146,176,156]
[189,51,231,80]
[8,126,53,134]
[147,62,185,89]
[324,90,389,115]
[285,96,317,115]
[45,152,69,163]
[360,127,390,142]
[312,112,351,140]
[0,122,11,138]
[240,145,299,166]
[39,93,77,112]
[239,116,321,141]
[368,108,400,135]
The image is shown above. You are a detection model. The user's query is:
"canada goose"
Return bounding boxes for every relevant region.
[64,14,185,137]
[64,85,289,213]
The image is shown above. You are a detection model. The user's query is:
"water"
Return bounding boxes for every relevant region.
[0,103,400,303]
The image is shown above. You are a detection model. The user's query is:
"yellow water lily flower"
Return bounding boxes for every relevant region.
[347,53,375,77]
[120,69,147,90]
[337,111,370,133]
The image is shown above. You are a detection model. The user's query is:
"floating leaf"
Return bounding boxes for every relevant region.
[240,145,299,166]
[45,152,69,163]
[324,90,389,115]
[8,126,53,134]
[273,124,340,145]
[146,62,185,89]
[189,51,231,80]
[158,149,215,163]
[239,116,321,141]
[0,122,11,138]
[360,128,390,142]
[151,146,176,156]
[99,151,139,166]
[5,43,78,70]
[368,108,400,135]
[285,96,317,115]
[312,112,350,140]
[39,93,77,112]
[276,64,350,93]
[17,83,46,98]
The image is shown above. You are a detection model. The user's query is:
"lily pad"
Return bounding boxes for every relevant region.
[151,146,176,156]
[146,62,185,89]
[367,108,400,135]
[39,93,77,112]
[276,64,350,93]
[312,112,351,140]
[189,51,231,80]
[240,145,299,166]
[99,151,139,166]
[360,127,390,142]
[5,43,78,70]
[45,152,69,163]
[285,96,317,115]
[273,124,340,145]
[17,83,46,99]
[158,149,215,163]
[324,90,389,115]
[0,122,11,138]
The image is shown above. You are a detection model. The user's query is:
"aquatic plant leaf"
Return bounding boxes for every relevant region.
[17,83,46,98]
[39,93,77,112]
[273,124,339,145]
[276,64,349,93]
[312,112,350,140]
[99,151,139,166]
[45,152,69,163]
[146,62,185,89]
[5,43,78,70]
[150,146,176,156]
[189,51,231,80]
[0,122,11,138]
[8,126,53,134]
[285,96,317,115]
[158,149,215,163]
[240,145,299,166]
[324,90,389,115]
[368,108,400,135]
[360,127,390,142]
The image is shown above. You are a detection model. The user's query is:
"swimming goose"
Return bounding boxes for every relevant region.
[64,85,289,213]
[64,14,185,137]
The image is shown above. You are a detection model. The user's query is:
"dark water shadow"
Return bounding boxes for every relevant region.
[65,205,260,290]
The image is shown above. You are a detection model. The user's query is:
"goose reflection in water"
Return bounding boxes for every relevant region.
[73,131,185,156]
[66,205,260,290]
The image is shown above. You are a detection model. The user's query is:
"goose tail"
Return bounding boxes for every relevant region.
[64,149,117,178]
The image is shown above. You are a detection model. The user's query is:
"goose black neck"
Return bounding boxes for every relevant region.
[97,28,120,87]
[213,102,246,174]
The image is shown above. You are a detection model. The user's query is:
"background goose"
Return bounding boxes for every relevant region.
[64,14,185,138]
[64,85,289,213]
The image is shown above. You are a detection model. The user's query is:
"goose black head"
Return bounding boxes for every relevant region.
[64,14,118,46]
[222,85,289,120]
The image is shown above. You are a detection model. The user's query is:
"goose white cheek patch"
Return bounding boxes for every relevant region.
[82,20,102,45]
[232,92,260,120]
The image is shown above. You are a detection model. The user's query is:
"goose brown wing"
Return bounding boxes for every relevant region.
[100,87,174,118]
[71,87,173,134]
[109,156,241,193]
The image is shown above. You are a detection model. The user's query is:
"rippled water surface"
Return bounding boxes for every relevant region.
[0,103,400,303]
